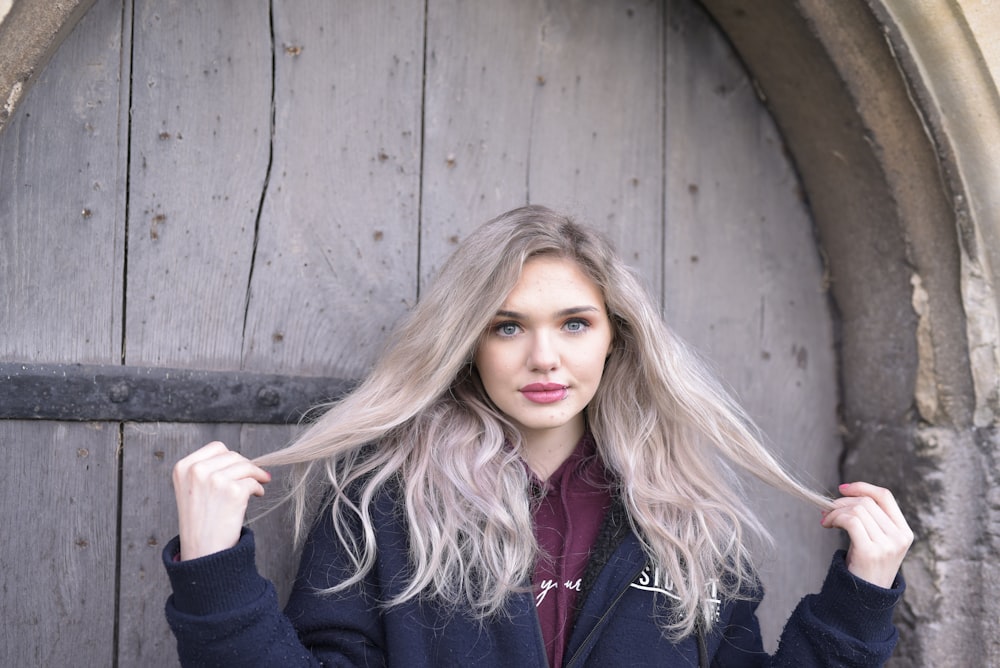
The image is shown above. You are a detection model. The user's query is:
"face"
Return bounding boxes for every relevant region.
[475,256,614,451]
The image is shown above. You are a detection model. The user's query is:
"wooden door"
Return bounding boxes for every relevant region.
[0,0,840,663]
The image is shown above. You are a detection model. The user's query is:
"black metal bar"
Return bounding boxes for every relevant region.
[0,362,353,423]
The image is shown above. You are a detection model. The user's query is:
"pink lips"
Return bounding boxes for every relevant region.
[520,382,568,404]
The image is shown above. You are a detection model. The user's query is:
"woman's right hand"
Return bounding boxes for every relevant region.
[172,441,272,561]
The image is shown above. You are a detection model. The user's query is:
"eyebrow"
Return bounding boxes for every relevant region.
[493,306,601,319]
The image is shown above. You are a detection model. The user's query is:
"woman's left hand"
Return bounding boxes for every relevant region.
[821,481,914,588]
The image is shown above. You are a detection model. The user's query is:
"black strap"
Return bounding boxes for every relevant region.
[697,617,709,668]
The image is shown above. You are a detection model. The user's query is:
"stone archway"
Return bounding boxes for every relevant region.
[699,1,1000,665]
[0,0,96,132]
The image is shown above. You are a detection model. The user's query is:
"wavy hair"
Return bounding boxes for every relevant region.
[256,205,831,639]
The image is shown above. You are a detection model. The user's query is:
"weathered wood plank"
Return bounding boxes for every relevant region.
[118,423,211,668]
[119,2,273,664]
[526,0,664,291]
[117,422,299,668]
[240,0,425,378]
[0,0,124,364]
[663,0,841,648]
[421,0,663,296]
[125,0,271,370]
[0,0,125,664]
[0,421,118,666]
[120,5,425,664]
[420,0,542,286]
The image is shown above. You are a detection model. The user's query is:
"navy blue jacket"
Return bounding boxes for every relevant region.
[164,490,903,667]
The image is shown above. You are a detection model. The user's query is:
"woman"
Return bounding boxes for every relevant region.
[165,205,912,667]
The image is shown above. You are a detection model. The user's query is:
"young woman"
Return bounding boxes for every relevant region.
[165,205,912,667]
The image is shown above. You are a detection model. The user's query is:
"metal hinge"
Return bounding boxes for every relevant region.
[0,362,353,424]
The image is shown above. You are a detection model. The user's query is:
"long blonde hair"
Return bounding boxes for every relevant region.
[256,205,831,639]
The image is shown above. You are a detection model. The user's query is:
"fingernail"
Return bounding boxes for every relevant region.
[839,483,850,490]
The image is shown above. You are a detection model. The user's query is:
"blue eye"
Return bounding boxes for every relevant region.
[495,322,520,337]
[564,319,589,333]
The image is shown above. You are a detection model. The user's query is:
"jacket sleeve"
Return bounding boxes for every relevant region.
[711,550,904,667]
[163,515,387,667]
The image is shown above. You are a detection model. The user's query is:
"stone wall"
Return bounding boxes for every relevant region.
[699,1,1000,664]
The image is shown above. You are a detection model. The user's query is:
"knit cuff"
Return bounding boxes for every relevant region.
[162,528,269,616]
[814,549,904,642]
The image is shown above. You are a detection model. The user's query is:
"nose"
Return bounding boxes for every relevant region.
[528,330,560,371]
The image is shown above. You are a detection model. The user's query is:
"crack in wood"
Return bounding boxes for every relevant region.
[242,0,278,358]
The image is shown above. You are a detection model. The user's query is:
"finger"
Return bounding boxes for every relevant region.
[215,458,272,487]
[241,477,267,499]
[824,502,881,546]
[177,441,230,467]
[182,450,254,480]
[212,475,267,502]
[174,465,269,521]
[827,496,898,538]
[823,500,912,556]
[182,456,271,497]
[173,441,232,483]
[837,482,908,529]
[822,503,869,540]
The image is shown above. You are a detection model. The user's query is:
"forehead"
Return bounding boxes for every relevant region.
[499,256,604,308]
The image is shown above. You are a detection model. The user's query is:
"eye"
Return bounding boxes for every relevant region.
[494,321,521,337]
[563,318,590,333]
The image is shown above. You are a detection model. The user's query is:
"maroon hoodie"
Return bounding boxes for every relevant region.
[530,433,613,667]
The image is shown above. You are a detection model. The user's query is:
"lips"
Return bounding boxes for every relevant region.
[519,382,568,404]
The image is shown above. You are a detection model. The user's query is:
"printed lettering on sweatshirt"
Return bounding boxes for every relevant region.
[630,564,722,621]
[535,578,583,606]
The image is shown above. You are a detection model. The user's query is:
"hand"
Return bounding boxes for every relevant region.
[820,482,913,588]
[172,441,272,561]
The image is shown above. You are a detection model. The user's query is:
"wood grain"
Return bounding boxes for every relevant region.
[0,0,124,664]
[0,421,118,666]
[420,0,541,287]
[421,0,663,296]
[119,2,274,664]
[526,0,664,292]
[116,422,302,667]
[240,0,425,379]
[0,0,124,364]
[125,0,271,370]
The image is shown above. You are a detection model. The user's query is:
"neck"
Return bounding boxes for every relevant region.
[521,423,585,481]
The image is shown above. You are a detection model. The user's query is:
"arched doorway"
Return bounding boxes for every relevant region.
[7,0,994,665]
